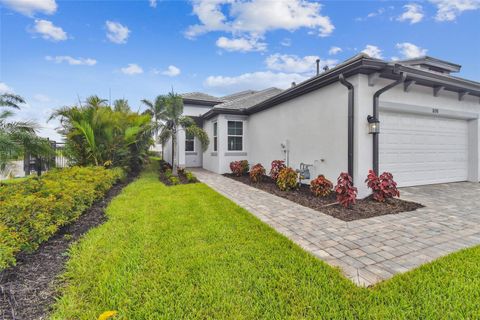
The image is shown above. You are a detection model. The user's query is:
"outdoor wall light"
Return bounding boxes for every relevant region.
[367,115,380,134]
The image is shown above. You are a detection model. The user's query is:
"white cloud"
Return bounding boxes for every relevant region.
[265,54,337,73]
[161,65,181,77]
[105,20,130,44]
[362,45,383,59]
[185,0,334,43]
[430,0,480,21]
[45,55,97,66]
[0,82,14,94]
[280,38,291,47]
[356,7,386,21]
[0,0,57,16]
[121,63,143,75]
[328,46,342,55]
[397,3,424,24]
[395,42,427,59]
[33,93,51,103]
[204,71,308,94]
[149,0,157,8]
[216,36,267,52]
[31,19,67,41]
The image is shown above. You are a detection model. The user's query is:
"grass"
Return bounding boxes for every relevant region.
[51,161,480,319]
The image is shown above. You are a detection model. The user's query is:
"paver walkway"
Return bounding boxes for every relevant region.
[192,169,480,286]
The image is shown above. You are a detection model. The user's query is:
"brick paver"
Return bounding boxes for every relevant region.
[192,169,480,286]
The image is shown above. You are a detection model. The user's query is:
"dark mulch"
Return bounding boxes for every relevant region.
[158,160,198,186]
[0,173,137,320]
[159,170,198,186]
[224,174,423,222]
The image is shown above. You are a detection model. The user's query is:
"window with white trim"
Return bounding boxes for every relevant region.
[213,122,218,151]
[227,121,243,151]
[185,131,194,152]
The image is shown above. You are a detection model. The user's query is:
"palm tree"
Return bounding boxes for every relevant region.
[141,95,167,158]
[0,93,52,173]
[50,95,153,170]
[113,99,131,113]
[146,92,208,176]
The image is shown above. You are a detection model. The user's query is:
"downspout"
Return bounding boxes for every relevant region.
[371,68,406,174]
[339,74,354,178]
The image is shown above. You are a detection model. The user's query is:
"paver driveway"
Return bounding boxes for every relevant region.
[192,169,480,286]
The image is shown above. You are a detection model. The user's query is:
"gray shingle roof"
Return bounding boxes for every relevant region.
[213,87,283,111]
[180,92,224,103]
[221,90,257,102]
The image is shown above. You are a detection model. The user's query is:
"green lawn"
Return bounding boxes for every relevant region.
[51,161,480,319]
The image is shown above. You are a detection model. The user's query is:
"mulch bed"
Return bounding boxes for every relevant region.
[224,174,423,222]
[158,160,198,186]
[0,173,137,320]
[159,170,198,186]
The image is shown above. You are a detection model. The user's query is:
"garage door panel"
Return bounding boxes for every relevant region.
[380,111,468,187]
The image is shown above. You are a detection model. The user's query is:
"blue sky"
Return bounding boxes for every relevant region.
[0,0,479,140]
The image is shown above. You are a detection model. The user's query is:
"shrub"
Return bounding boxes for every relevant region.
[249,163,266,183]
[310,175,333,197]
[0,166,124,270]
[230,160,249,176]
[334,172,357,208]
[276,167,298,191]
[365,170,400,202]
[269,160,286,181]
[185,171,198,183]
[169,176,180,185]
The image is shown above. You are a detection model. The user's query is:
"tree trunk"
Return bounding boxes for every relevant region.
[172,131,178,176]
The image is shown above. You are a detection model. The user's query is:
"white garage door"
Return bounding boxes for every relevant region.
[380,111,469,187]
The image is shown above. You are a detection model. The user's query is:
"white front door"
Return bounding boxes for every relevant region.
[379,111,469,187]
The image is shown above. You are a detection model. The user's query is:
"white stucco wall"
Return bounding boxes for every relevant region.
[184,104,213,117]
[355,74,480,197]
[202,117,220,172]
[247,81,350,184]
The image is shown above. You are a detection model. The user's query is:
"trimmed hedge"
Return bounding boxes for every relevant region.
[0,166,124,270]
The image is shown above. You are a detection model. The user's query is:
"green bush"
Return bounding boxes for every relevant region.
[185,171,198,183]
[169,176,180,185]
[0,166,124,270]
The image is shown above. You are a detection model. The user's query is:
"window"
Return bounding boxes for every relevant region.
[185,131,194,152]
[213,122,218,151]
[227,121,243,151]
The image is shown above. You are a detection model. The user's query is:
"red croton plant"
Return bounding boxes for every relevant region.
[249,163,266,183]
[229,160,249,177]
[310,175,333,197]
[334,172,357,208]
[365,169,400,202]
[269,160,286,181]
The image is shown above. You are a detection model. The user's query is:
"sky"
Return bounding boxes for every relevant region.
[0,0,479,141]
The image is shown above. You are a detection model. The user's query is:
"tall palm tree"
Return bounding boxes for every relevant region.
[147,92,209,176]
[141,95,166,158]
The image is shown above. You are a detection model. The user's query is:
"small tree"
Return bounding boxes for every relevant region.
[146,92,208,176]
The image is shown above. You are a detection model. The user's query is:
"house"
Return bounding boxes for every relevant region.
[164,53,480,197]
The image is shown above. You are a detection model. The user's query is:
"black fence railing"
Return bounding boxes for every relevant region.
[24,140,69,176]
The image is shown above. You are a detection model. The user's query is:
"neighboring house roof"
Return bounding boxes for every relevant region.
[221,90,257,102]
[394,56,461,74]
[181,92,224,106]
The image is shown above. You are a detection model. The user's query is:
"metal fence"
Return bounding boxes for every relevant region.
[24,140,69,176]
